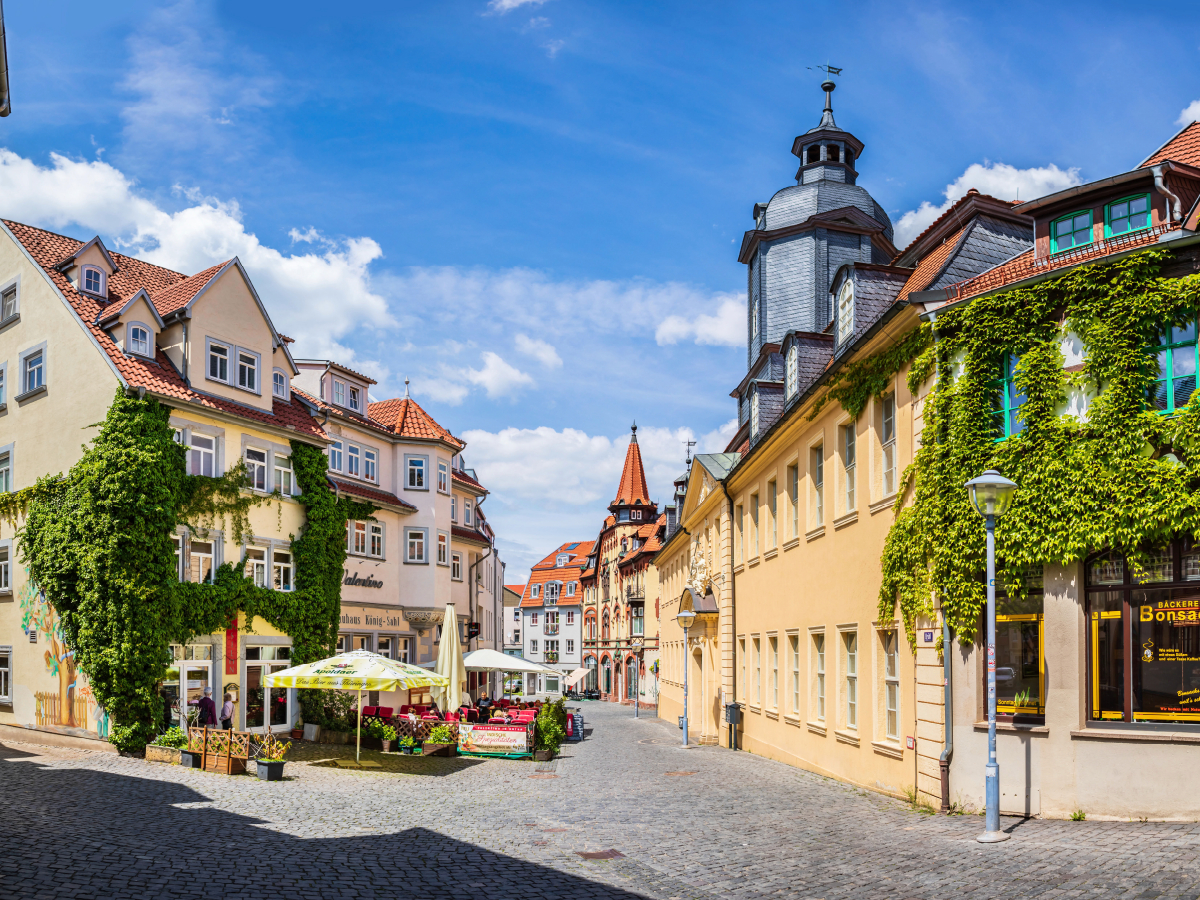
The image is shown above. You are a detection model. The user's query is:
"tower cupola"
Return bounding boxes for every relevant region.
[790,70,865,186]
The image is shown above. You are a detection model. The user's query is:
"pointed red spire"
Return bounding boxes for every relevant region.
[612,422,651,507]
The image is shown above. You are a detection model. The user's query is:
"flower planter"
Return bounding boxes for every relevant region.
[422,742,457,757]
[533,749,556,762]
[179,750,202,769]
[145,745,182,765]
[399,745,417,755]
[303,723,321,742]
[256,760,286,781]
[290,728,304,740]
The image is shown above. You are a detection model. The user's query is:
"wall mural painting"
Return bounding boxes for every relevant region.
[18,573,108,737]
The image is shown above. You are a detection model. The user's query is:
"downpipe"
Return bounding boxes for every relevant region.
[939,614,953,813]
[1152,165,1182,223]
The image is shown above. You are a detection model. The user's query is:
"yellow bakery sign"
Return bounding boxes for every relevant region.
[1141,599,1200,624]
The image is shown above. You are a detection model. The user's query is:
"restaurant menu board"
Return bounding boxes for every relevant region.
[1137,596,1200,720]
[458,722,535,756]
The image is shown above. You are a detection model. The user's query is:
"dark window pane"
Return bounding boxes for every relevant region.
[1088,590,1125,721]
[1173,321,1197,345]
[1150,380,1169,410]
[1174,374,1196,411]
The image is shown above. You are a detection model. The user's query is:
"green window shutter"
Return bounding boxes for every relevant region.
[1105,193,1151,238]
[1051,209,1094,253]
[1149,320,1199,415]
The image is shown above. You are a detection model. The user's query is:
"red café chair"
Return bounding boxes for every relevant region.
[445,712,459,723]
[399,705,411,715]
[488,717,507,724]
[361,706,378,719]
[377,707,394,719]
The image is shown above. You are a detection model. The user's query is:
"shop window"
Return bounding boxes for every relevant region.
[1148,320,1198,415]
[1051,209,1093,253]
[989,352,1026,440]
[1106,194,1150,238]
[1086,541,1200,724]
[982,567,1046,720]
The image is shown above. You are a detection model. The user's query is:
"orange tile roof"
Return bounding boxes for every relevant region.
[897,228,963,300]
[1142,121,1200,168]
[151,261,229,316]
[505,584,526,594]
[368,397,465,450]
[452,524,491,546]
[291,385,397,439]
[453,469,487,494]
[2,219,326,441]
[612,429,650,506]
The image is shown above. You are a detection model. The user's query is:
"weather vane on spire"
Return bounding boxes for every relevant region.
[806,64,842,127]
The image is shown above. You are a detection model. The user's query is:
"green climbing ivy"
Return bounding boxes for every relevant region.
[20,388,375,751]
[878,248,1200,645]
[807,323,932,422]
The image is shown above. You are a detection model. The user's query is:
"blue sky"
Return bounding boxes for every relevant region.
[2,0,1199,576]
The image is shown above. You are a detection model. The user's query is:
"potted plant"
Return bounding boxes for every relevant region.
[399,735,417,755]
[255,733,291,781]
[534,699,567,761]
[422,723,458,757]
[362,720,397,751]
[146,726,188,765]
[290,717,305,741]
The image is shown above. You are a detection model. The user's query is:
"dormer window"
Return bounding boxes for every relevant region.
[333,379,346,407]
[272,370,287,399]
[556,554,568,567]
[836,279,855,345]
[786,344,798,398]
[81,266,105,296]
[128,324,151,358]
[1051,210,1093,253]
[750,388,760,437]
[1106,194,1150,238]
[349,386,361,411]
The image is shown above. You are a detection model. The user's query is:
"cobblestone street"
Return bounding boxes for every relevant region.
[3,702,1200,899]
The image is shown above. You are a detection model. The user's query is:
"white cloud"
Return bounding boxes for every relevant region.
[462,422,706,577]
[1178,100,1200,127]
[655,295,743,347]
[893,162,1082,249]
[0,149,392,357]
[542,40,565,59]
[514,333,562,368]
[485,0,551,14]
[464,352,535,399]
[120,0,273,166]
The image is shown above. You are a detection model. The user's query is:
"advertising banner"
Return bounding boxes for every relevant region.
[458,722,535,756]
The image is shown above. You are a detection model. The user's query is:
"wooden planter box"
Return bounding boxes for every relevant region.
[422,742,457,757]
[533,749,556,762]
[145,745,182,765]
[187,727,250,776]
[205,754,247,775]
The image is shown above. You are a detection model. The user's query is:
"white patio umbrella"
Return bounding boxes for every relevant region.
[265,650,449,762]
[430,602,466,713]
[562,667,590,687]
[461,648,560,675]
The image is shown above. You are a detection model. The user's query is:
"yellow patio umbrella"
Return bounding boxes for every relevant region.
[430,602,466,714]
[265,649,449,762]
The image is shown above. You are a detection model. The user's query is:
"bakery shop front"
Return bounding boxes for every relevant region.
[949,541,1200,821]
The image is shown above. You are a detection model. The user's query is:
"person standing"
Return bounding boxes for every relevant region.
[219,692,234,730]
[196,687,218,727]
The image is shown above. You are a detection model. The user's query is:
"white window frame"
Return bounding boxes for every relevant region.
[881,394,897,497]
[566,639,574,654]
[842,424,856,513]
[185,432,217,478]
[883,629,900,741]
[273,548,294,592]
[405,527,429,564]
[788,462,799,539]
[406,455,429,491]
[464,498,473,525]
[0,361,8,408]
[437,530,450,566]
[370,523,384,559]
[245,447,268,492]
[0,643,11,703]
[531,583,541,598]
[437,459,449,494]
[206,338,231,385]
[0,443,13,494]
[81,265,106,296]
[17,342,47,399]
[786,343,798,398]
[769,634,779,710]
[836,278,854,345]
[451,496,457,521]
[530,639,538,655]
[566,581,576,597]
[328,440,342,473]
[333,379,346,407]
[451,552,463,581]
[272,368,289,400]
[753,636,762,707]
[789,632,800,716]
[351,521,368,555]
[812,443,825,527]
[843,629,858,730]
[245,545,268,588]
[812,630,826,723]
[127,322,153,358]
[0,538,11,594]
[0,275,20,325]
[364,448,377,483]
[274,454,295,496]
[348,385,361,412]
[236,347,260,394]
[347,444,361,478]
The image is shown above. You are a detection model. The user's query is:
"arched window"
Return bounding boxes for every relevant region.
[826,144,840,162]
[602,658,612,694]
[786,344,798,399]
[585,656,598,691]
[750,388,760,437]
[806,144,820,164]
[626,656,638,699]
[602,612,610,640]
[81,266,105,295]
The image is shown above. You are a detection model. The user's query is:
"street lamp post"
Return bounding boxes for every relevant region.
[630,636,644,718]
[676,609,696,747]
[965,469,1018,844]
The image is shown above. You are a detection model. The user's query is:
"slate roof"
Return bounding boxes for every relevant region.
[368,397,465,449]
[327,475,416,511]
[2,219,326,441]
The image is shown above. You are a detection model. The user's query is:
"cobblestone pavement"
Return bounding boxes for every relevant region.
[4,703,1200,900]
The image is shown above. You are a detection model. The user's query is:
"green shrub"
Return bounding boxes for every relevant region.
[367,720,396,740]
[535,699,567,754]
[109,722,155,753]
[151,726,188,749]
[426,724,456,744]
[399,736,417,748]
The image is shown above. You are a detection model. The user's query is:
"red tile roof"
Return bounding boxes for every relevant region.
[327,475,415,511]
[1142,121,1200,168]
[452,525,491,546]
[612,429,650,507]
[453,469,487,494]
[368,397,465,450]
[2,219,326,441]
[291,385,397,439]
[505,584,526,594]
[151,261,229,317]
[897,228,963,300]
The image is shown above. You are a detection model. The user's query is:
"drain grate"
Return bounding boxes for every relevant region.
[665,771,697,776]
[576,849,625,860]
